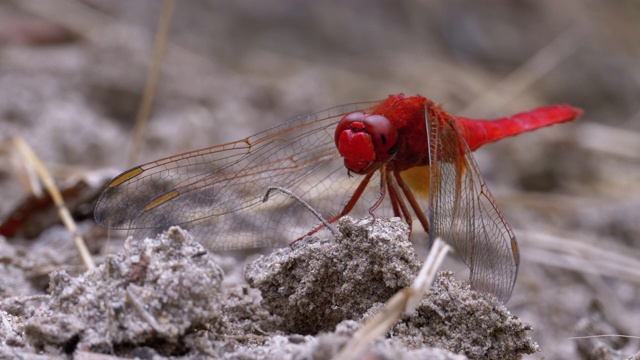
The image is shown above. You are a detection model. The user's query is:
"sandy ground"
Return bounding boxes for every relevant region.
[1,1,640,359]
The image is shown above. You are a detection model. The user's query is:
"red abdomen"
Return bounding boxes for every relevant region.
[370,94,582,169]
[454,105,583,151]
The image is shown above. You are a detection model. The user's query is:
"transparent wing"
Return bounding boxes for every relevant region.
[427,105,520,303]
[95,101,388,250]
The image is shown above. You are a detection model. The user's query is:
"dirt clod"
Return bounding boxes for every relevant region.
[22,227,224,355]
[389,272,539,360]
[245,216,421,334]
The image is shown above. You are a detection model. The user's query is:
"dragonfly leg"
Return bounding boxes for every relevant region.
[387,176,402,217]
[394,170,430,234]
[367,165,389,220]
[294,165,380,243]
[385,168,413,231]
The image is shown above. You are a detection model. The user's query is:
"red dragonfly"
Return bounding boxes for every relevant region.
[94,94,582,303]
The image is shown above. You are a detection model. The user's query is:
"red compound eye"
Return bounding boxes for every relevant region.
[362,114,398,163]
[334,112,398,174]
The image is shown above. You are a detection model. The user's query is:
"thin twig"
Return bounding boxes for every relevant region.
[263,186,340,237]
[128,0,176,166]
[575,123,640,160]
[520,230,640,286]
[16,0,217,76]
[567,334,640,340]
[461,26,582,117]
[1,311,12,330]
[126,287,164,334]
[12,137,95,270]
[334,238,450,360]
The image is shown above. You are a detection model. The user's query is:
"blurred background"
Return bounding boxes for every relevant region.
[1,1,639,358]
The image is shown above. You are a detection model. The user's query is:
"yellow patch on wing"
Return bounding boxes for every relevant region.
[108,167,144,188]
[511,236,520,265]
[143,190,180,211]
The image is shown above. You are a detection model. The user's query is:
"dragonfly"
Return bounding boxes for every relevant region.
[94,93,582,303]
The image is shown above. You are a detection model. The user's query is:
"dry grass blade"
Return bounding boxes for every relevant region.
[333,238,450,360]
[128,0,176,166]
[11,137,95,270]
[520,230,640,286]
[16,0,216,73]
[74,350,129,360]
[404,238,451,313]
[8,141,43,197]
[461,25,582,117]
[574,123,640,160]
[13,0,111,35]
[567,335,640,340]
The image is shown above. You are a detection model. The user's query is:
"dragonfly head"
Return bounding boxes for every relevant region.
[335,112,398,174]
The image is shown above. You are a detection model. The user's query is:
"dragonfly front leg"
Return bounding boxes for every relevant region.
[297,166,380,242]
